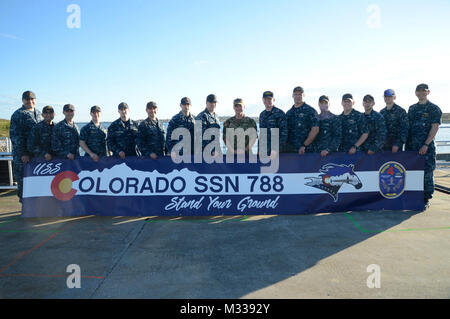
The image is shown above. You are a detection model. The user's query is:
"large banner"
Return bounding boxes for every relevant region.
[22,152,425,217]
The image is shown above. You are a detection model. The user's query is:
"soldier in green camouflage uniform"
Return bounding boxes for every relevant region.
[107,102,139,159]
[286,86,319,154]
[258,91,288,156]
[380,89,409,152]
[9,91,42,201]
[338,94,369,154]
[79,105,108,162]
[313,95,342,156]
[196,94,221,156]
[27,105,55,160]
[52,104,80,159]
[223,98,257,154]
[137,101,166,158]
[361,95,387,154]
[166,97,196,156]
[406,84,442,207]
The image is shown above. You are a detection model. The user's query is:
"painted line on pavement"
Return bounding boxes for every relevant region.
[0,273,104,279]
[345,213,450,233]
[145,216,248,223]
[0,223,72,274]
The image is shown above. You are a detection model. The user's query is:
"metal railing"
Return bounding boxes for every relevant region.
[436,140,450,161]
[436,141,450,147]
[0,136,449,191]
[0,137,16,190]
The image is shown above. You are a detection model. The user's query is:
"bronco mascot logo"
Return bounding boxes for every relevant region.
[305,163,363,202]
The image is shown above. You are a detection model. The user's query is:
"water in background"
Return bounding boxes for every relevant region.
[76,122,450,155]
[436,125,450,154]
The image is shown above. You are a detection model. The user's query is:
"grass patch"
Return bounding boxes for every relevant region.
[443,113,450,123]
[0,119,10,137]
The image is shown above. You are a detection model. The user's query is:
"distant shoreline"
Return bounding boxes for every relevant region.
[1,115,450,138]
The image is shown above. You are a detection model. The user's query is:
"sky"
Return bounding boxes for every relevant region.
[1,0,449,122]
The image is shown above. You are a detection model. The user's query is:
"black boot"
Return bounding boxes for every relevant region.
[423,198,430,210]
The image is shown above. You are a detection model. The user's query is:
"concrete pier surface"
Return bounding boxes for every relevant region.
[0,187,449,299]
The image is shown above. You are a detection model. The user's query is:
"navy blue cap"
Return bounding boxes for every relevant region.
[319,95,329,102]
[22,91,36,100]
[263,91,274,98]
[384,89,395,97]
[206,94,217,103]
[90,105,101,112]
[146,101,157,109]
[42,105,54,113]
[180,97,191,105]
[342,93,353,101]
[63,104,75,111]
[416,83,429,91]
[363,94,375,102]
[118,102,129,109]
[293,86,304,93]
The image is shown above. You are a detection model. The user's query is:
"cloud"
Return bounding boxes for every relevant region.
[0,32,22,40]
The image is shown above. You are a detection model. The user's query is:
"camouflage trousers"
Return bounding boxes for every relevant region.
[424,151,436,200]
[12,155,25,201]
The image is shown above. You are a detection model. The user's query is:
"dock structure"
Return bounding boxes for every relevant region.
[0,137,16,190]
[0,136,449,298]
[0,175,449,298]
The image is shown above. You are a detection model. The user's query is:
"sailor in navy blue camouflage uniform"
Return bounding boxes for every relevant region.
[52,104,80,159]
[27,105,55,161]
[137,101,166,159]
[361,95,387,154]
[339,94,369,155]
[107,102,139,159]
[9,91,42,202]
[195,94,221,156]
[258,91,288,156]
[380,89,409,152]
[286,86,319,155]
[406,83,442,208]
[313,95,342,157]
[79,105,108,162]
[166,97,196,156]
